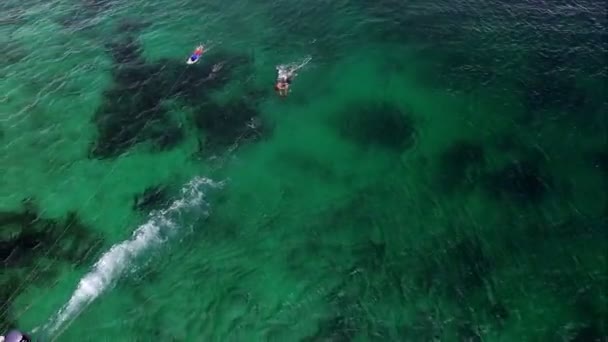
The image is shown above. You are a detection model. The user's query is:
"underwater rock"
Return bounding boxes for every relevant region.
[133,185,170,212]
[437,140,485,192]
[336,102,415,152]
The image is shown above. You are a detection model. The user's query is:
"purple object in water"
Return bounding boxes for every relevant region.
[3,330,30,342]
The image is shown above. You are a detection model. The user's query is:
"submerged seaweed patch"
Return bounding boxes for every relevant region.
[0,199,102,331]
[193,97,269,153]
[483,159,551,203]
[0,202,101,269]
[336,102,415,152]
[437,140,485,192]
[90,36,174,158]
[90,34,259,158]
[280,174,605,340]
[133,185,170,213]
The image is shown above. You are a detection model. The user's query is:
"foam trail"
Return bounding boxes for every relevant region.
[42,177,222,337]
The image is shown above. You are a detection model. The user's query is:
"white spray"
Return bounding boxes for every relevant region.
[42,176,223,337]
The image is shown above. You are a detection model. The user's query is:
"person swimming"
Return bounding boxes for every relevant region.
[187,45,205,64]
[274,57,312,97]
[0,330,31,342]
[274,66,294,97]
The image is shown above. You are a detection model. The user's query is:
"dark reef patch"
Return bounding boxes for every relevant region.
[437,140,485,192]
[0,199,102,331]
[335,102,415,152]
[106,35,145,66]
[193,100,264,152]
[483,159,551,203]
[91,35,174,158]
[0,203,100,268]
[569,324,606,342]
[287,176,605,340]
[133,185,170,213]
[590,150,608,173]
[90,33,260,158]
[172,51,255,102]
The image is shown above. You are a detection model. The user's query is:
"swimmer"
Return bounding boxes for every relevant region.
[0,330,32,342]
[186,44,205,65]
[274,66,294,97]
[274,56,312,97]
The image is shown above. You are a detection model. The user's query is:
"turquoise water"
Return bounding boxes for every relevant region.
[1,0,606,340]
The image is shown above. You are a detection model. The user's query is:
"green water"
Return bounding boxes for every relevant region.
[1,0,606,340]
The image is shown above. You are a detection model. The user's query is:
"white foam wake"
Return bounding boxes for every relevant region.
[43,177,223,336]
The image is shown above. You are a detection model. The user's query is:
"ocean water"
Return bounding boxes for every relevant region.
[1,0,606,340]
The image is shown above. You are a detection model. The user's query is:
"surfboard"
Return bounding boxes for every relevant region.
[186,55,199,65]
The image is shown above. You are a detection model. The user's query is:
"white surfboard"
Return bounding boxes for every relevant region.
[186,56,199,65]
